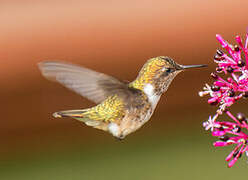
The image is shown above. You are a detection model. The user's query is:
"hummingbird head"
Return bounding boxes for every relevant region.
[130,56,207,95]
[157,56,207,74]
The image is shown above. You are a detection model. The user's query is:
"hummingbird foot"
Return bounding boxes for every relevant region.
[114,136,125,141]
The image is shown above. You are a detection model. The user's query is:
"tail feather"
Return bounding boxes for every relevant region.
[53,109,87,118]
[53,109,109,131]
[53,109,105,129]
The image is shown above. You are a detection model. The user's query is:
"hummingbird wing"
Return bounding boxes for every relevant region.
[38,61,127,104]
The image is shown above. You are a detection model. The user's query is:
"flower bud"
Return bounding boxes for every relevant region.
[211,72,218,79]
[226,66,234,73]
[233,151,241,158]
[237,59,245,67]
[214,55,225,61]
[234,45,240,52]
[211,85,220,91]
[219,135,229,141]
[214,141,228,147]
[208,97,219,106]
[227,89,235,97]
[242,91,248,98]
[236,113,246,122]
[216,67,223,73]
[216,49,224,56]
[233,126,241,133]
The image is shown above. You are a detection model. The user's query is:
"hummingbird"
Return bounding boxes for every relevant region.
[38,56,206,139]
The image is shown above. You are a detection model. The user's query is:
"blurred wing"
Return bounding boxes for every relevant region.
[38,61,127,104]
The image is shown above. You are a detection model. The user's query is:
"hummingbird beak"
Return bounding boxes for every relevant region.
[181,64,207,70]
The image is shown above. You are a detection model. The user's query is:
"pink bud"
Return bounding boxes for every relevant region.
[208,97,219,105]
[216,34,228,47]
[226,152,234,162]
[212,131,225,136]
[235,36,243,48]
[226,144,242,162]
[214,81,226,87]
[228,157,238,168]
[213,141,228,147]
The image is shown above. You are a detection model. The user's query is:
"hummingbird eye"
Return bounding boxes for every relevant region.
[162,68,174,76]
[166,68,172,73]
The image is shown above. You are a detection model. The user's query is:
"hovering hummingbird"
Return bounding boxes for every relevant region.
[39,56,206,139]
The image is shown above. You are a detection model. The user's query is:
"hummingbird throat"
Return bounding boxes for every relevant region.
[143,83,161,108]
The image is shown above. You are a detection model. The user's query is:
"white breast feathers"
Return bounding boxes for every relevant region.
[143,83,161,109]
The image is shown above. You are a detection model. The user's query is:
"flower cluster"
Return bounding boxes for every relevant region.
[199,32,248,167]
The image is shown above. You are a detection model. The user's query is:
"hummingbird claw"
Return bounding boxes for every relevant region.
[115,135,125,141]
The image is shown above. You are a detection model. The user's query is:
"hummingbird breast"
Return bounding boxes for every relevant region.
[118,103,154,139]
[115,83,160,139]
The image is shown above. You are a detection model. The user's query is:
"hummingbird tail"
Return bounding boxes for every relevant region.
[53,109,103,128]
[53,109,87,118]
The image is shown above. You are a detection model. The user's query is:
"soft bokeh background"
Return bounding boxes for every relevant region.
[1,0,248,179]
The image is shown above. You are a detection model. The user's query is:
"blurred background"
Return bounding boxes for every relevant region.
[1,0,248,179]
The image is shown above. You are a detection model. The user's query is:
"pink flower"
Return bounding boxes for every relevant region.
[199,31,248,167]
